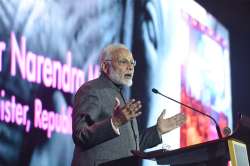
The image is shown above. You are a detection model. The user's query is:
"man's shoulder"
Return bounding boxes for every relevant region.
[78,77,101,90]
[77,76,110,93]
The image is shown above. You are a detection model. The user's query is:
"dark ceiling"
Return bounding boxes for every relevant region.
[195,0,250,126]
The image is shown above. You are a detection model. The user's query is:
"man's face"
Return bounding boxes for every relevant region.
[108,48,135,87]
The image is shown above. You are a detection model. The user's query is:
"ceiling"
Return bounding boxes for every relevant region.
[196,0,250,30]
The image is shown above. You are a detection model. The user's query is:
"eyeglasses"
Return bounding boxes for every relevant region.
[105,59,136,67]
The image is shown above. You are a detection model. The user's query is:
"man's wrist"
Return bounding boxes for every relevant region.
[111,116,120,128]
[156,123,163,136]
[111,117,120,135]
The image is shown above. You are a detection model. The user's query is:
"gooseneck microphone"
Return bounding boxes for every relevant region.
[152,88,223,139]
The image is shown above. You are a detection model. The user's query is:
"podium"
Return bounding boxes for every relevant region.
[100,114,250,166]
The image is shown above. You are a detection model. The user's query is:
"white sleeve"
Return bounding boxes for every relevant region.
[110,118,120,135]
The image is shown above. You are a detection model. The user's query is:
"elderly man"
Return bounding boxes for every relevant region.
[71,44,185,166]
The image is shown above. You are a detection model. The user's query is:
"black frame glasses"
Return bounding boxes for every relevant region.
[104,59,136,66]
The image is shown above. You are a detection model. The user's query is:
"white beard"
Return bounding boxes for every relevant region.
[109,67,133,87]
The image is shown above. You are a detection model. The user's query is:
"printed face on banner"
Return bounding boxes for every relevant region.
[133,0,232,159]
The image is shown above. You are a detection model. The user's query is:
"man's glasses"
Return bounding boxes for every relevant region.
[105,59,136,67]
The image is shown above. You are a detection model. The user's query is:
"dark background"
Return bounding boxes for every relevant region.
[196,0,250,129]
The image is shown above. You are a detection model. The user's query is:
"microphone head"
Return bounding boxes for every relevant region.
[152,88,159,94]
[223,127,232,137]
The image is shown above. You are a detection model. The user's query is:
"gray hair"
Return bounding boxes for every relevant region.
[99,43,129,65]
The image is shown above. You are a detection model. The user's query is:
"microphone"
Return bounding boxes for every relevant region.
[223,127,231,137]
[152,88,223,139]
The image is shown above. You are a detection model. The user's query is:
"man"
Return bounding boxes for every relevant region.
[71,44,186,166]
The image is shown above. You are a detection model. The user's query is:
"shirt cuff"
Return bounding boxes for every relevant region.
[111,118,120,135]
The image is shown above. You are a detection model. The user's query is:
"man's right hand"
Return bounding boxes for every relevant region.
[111,97,142,128]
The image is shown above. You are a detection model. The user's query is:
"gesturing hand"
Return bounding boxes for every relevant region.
[157,109,186,135]
[111,97,142,128]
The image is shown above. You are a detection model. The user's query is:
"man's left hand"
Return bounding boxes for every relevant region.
[157,110,186,135]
